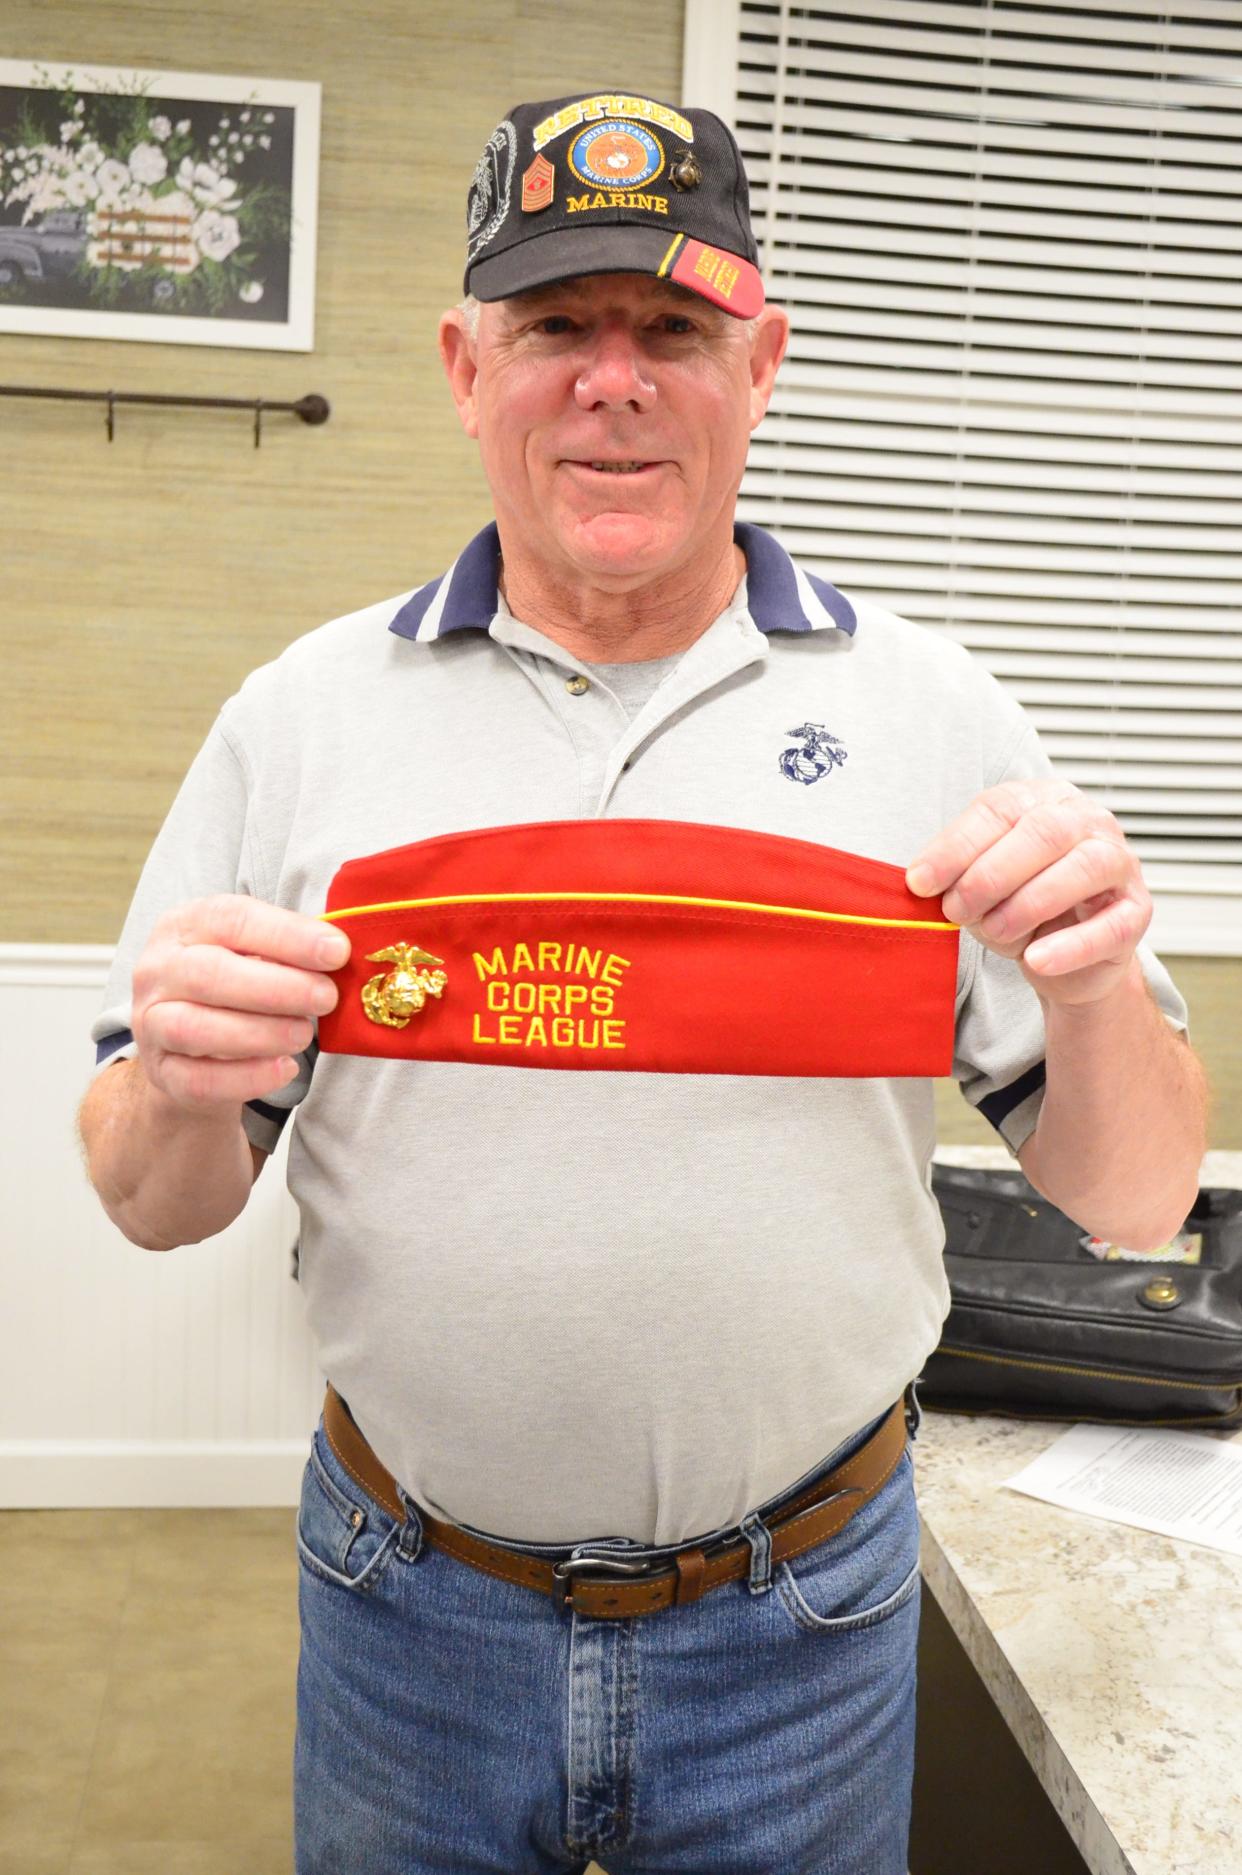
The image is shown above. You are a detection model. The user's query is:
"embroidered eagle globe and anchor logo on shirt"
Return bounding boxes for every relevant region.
[780,723,849,786]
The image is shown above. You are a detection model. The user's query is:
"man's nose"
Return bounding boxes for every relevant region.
[574,325,657,412]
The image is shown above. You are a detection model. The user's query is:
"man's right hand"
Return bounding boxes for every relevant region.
[130,895,352,1111]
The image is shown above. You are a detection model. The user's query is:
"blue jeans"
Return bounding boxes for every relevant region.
[294,1389,923,1874]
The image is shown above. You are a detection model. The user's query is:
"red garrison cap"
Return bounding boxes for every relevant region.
[316,819,959,1077]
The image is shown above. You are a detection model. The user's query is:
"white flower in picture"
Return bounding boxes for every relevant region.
[192,162,237,206]
[193,207,241,262]
[241,110,251,122]
[149,115,172,141]
[259,135,271,149]
[177,159,229,206]
[24,175,66,218]
[175,119,191,135]
[73,97,85,114]
[60,120,79,140]
[239,279,264,302]
[96,157,131,197]
[77,141,104,171]
[151,187,196,225]
[128,142,168,185]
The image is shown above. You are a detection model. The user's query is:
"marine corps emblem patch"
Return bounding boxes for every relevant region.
[568,121,665,188]
[780,723,849,786]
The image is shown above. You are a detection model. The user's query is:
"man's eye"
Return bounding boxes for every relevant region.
[658,315,696,335]
[536,315,576,336]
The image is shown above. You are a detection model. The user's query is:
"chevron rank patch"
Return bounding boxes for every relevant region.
[521,153,554,212]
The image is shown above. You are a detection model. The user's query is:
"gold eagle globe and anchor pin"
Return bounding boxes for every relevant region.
[669,150,702,191]
[361,944,448,1029]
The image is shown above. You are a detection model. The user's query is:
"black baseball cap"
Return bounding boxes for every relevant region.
[463,91,764,319]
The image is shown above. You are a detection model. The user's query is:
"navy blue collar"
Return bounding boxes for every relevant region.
[388,521,856,642]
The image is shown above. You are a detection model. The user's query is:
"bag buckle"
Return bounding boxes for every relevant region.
[549,1551,663,1613]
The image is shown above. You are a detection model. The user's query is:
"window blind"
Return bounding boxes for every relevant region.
[699,0,1242,945]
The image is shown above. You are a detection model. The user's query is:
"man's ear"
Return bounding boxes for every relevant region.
[747,305,790,432]
[439,309,480,439]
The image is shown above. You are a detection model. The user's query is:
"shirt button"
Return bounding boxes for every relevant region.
[565,673,590,696]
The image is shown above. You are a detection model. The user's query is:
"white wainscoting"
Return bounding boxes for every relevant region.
[3,927,1231,1512]
[0,946,324,1507]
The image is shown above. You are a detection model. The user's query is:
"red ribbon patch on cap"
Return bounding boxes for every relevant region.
[315,820,959,1077]
[667,236,764,317]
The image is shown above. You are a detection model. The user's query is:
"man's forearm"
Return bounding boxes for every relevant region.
[1018,958,1207,1250]
[79,1059,256,1251]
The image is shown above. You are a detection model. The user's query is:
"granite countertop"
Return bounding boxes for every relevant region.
[917,1149,1242,1875]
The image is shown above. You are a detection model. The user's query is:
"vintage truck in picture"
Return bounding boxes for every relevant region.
[0,209,91,288]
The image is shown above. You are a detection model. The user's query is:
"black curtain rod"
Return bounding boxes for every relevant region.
[0,383,330,446]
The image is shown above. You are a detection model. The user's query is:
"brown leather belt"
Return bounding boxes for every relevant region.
[323,1382,912,1620]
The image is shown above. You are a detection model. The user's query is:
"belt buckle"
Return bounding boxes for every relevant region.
[549,1552,664,1614]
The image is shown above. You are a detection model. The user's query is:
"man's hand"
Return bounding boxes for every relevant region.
[131,895,351,1110]
[905,778,1151,1008]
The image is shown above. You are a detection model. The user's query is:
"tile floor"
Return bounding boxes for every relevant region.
[2,1508,301,1874]
[1,1506,606,1874]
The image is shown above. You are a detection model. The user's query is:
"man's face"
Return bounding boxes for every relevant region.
[440,273,788,588]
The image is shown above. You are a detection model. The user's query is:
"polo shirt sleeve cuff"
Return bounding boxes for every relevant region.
[91,1014,310,1155]
[242,1098,292,1154]
[975,1061,1047,1158]
[954,937,1191,1162]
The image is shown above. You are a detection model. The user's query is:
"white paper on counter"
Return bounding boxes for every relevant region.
[1003,1422,1242,1557]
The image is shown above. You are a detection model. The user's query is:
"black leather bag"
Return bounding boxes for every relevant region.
[919,1164,1242,1427]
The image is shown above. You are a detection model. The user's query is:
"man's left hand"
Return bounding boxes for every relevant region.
[906,778,1152,1007]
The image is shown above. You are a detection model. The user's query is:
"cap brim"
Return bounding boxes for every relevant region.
[469,224,764,319]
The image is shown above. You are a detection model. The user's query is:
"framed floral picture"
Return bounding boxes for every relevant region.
[0,59,320,349]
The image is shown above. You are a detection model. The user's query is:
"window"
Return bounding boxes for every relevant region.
[686,0,1242,952]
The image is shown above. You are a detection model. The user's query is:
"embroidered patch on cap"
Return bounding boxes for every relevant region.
[533,94,694,153]
[663,234,764,317]
[568,121,665,188]
[521,153,554,213]
[466,118,517,260]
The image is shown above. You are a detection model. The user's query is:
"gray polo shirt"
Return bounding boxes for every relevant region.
[92,522,1189,1545]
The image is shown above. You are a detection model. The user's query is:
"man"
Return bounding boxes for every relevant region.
[80,91,1205,1875]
